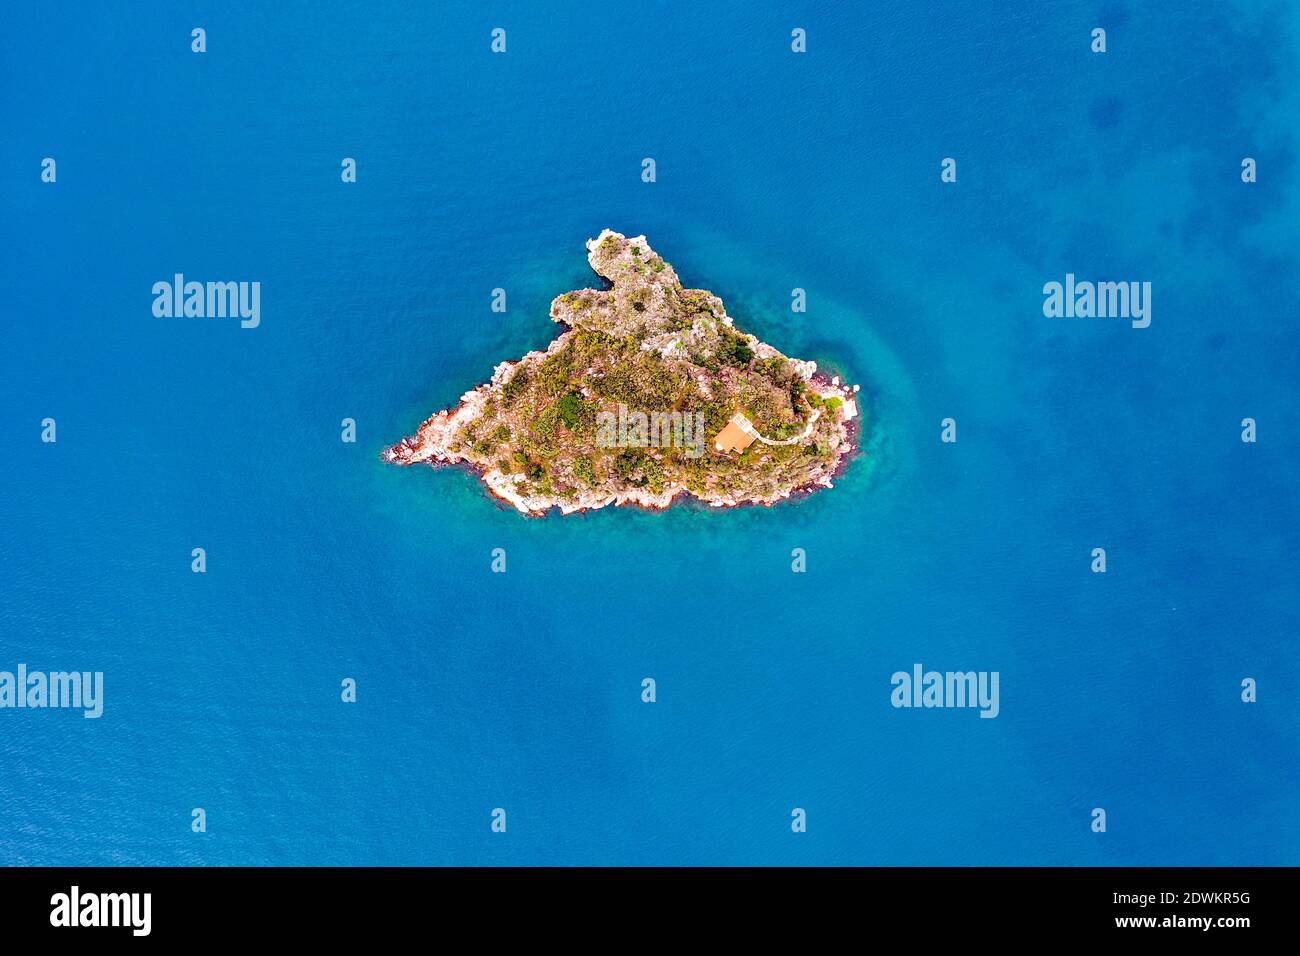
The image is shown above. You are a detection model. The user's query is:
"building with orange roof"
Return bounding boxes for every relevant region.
[713,413,758,454]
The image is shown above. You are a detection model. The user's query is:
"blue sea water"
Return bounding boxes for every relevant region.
[1,1,1297,865]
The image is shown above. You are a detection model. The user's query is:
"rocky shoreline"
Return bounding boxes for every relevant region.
[384,369,859,515]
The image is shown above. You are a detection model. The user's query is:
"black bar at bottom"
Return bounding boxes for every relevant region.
[0,866,1285,941]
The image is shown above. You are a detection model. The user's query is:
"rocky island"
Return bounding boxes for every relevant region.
[384,230,860,514]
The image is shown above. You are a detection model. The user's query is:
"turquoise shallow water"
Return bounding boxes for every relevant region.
[1,1,1297,864]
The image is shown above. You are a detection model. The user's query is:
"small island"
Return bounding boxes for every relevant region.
[385,230,860,514]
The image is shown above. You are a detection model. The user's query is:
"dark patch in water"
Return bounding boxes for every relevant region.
[1089,96,1124,130]
[1098,3,1130,29]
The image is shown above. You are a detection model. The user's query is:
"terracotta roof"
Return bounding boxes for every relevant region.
[713,414,758,453]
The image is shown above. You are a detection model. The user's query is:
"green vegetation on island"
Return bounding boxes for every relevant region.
[385,230,860,514]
